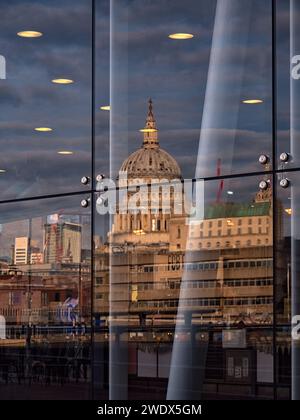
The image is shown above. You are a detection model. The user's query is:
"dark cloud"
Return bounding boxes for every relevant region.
[0,85,24,107]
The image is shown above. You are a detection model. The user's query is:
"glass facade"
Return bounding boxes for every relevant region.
[0,0,298,401]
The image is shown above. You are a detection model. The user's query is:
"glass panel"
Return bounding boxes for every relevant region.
[0,0,92,201]
[277,0,300,172]
[94,174,274,400]
[0,194,91,400]
[110,0,272,182]
[93,211,109,399]
[276,0,291,170]
[95,0,110,179]
[279,0,300,399]
[275,171,300,400]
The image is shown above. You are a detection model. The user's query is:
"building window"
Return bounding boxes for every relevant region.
[208,230,212,237]
[238,219,242,226]
[248,227,252,234]
[216,241,220,248]
[258,218,262,225]
[198,242,202,249]
[96,277,103,285]
[225,241,230,247]
[227,229,231,236]
[209,221,212,228]
[152,219,156,231]
[218,220,222,227]
[235,240,240,246]
[247,240,252,246]
[8,292,13,306]
[143,214,148,229]
[177,227,181,239]
[207,242,211,248]
[248,218,252,225]
[42,292,48,306]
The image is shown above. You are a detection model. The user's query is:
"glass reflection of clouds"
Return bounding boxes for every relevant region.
[0,0,92,201]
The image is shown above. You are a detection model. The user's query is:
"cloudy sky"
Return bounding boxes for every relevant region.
[0,0,94,201]
[110,0,273,177]
[0,0,294,250]
[0,0,292,196]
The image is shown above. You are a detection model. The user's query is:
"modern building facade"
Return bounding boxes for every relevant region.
[0,0,299,401]
[14,237,30,265]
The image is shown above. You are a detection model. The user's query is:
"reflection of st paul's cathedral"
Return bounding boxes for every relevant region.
[95,100,282,331]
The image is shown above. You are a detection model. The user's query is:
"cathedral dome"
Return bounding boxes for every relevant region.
[120,146,181,179]
[119,99,182,180]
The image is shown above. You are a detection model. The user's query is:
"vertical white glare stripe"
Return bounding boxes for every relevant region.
[167,0,253,399]
[0,55,6,80]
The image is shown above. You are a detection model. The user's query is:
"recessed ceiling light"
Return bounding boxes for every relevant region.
[34,127,53,132]
[168,33,194,40]
[17,31,43,38]
[100,105,110,111]
[52,78,74,84]
[139,128,158,133]
[242,99,263,104]
[0,169,6,173]
[57,150,73,155]
[227,191,234,195]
